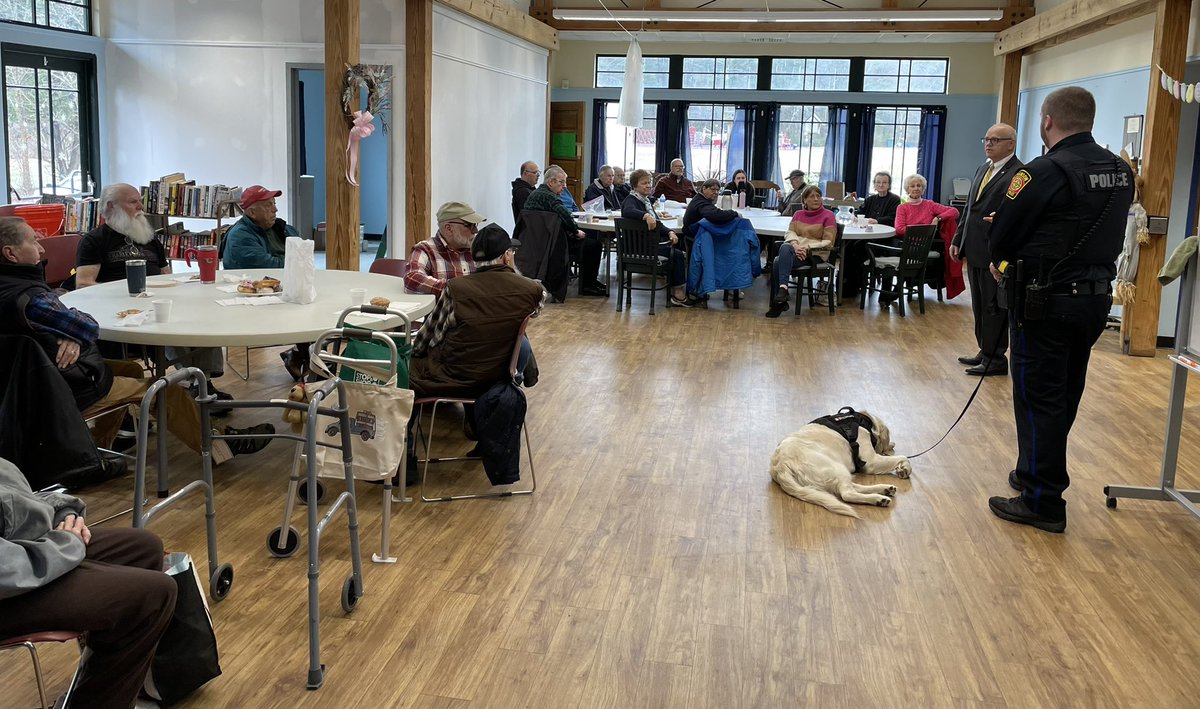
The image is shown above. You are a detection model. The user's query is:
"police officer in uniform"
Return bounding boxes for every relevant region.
[985,86,1133,533]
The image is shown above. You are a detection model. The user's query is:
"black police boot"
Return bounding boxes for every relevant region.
[988,495,1065,533]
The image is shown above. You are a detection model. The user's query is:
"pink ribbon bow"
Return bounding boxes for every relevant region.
[345,110,375,186]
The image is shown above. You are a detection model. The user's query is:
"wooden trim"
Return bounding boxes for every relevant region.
[550,12,1028,33]
[324,0,361,271]
[1123,0,1192,356]
[997,52,1021,126]
[437,0,558,50]
[994,0,1153,55]
[406,0,433,257]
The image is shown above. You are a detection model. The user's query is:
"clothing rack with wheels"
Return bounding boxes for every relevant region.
[1105,251,1200,517]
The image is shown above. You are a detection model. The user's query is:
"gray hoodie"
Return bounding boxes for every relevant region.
[0,457,87,600]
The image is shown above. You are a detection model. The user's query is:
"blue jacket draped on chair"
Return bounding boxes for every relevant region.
[687,218,761,295]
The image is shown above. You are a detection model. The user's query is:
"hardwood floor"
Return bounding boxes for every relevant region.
[7,281,1200,708]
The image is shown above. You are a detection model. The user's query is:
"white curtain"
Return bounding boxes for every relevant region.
[617,39,644,129]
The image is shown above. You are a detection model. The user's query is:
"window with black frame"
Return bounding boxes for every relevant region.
[776,105,830,186]
[863,58,948,93]
[681,57,758,90]
[601,101,659,172]
[685,103,739,182]
[870,107,923,185]
[3,46,99,202]
[1,0,91,33]
[770,59,851,92]
[595,55,670,89]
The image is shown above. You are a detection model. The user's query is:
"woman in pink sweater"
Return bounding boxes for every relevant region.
[894,173,959,236]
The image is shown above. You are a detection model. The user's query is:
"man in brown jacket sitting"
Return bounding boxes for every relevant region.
[409,224,545,399]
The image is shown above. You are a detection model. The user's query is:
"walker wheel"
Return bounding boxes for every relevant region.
[266,526,301,558]
[341,574,361,613]
[298,479,326,505]
[1106,497,1118,509]
[210,563,234,601]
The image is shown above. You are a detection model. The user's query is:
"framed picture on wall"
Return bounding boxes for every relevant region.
[1123,114,1144,159]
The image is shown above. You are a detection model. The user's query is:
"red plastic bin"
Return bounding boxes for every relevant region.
[11,204,66,237]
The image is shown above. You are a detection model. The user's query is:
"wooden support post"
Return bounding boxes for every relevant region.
[325,0,361,271]
[1123,0,1191,356]
[998,52,1021,126]
[406,0,433,256]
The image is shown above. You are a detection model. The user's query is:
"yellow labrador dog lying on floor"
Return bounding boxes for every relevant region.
[770,407,912,517]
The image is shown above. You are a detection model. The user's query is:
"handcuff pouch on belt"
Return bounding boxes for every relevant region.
[997,260,1047,322]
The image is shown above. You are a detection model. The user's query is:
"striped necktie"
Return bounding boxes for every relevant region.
[977,163,994,200]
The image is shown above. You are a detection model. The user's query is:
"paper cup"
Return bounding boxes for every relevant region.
[349,288,367,306]
[152,299,172,322]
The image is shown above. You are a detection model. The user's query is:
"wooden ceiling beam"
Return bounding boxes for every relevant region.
[548,12,1028,33]
[994,0,1153,55]
[439,0,559,50]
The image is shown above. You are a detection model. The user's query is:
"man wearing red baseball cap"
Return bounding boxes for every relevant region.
[222,185,297,270]
[223,185,308,378]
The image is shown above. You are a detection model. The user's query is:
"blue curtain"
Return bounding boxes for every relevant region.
[820,106,849,191]
[855,106,876,195]
[724,107,748,183]
[592,100,608,176]
[917,108,945,201]
[677,103,693,176]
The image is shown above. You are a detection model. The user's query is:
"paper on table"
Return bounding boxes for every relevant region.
[337,311,393,322]
[113,310,153,327]
[216,296,286,306]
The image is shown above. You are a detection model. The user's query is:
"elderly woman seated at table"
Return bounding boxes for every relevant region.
[841,171,901,299]
[766,185,836,318]
[621,169,700,307]
[877,173,963,306]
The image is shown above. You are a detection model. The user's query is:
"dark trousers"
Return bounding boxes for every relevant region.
[571,232,603,291]
[1009,294,1110,519]
[0,527,176,709]
[969,264,1009,361]
[659,244,687,288]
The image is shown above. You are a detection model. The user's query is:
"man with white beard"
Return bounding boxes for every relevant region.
[77,183,232,409]
[76,183,167,287]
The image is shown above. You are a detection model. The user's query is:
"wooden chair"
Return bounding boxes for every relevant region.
[413,314,537,502]
[750,179,780,208]
[0,631,83,709]
[768,223,842,317]
[859,223,938,316]
[613,218,672,315]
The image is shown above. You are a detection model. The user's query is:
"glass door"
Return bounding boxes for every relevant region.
[2,45,98,202]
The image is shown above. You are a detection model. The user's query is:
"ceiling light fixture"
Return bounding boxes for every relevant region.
[552,9,1004,23]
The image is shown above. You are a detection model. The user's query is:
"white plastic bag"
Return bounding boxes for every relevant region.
[282,236,316,304]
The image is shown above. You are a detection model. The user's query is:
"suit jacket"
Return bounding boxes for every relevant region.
[951,155,1023,267]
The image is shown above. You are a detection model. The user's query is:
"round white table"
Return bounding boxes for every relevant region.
[60,268,435,348]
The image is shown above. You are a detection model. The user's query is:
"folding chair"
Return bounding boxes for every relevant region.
[414,314,537,502]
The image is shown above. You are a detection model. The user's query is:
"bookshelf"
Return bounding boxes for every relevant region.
[140,178,241,261]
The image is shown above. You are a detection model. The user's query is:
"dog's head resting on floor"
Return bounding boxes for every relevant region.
[860,410,895,456]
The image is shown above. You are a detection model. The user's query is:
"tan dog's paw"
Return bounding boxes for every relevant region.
[894,459,912,479]
[877,497,892,507]
[884,485,897,497]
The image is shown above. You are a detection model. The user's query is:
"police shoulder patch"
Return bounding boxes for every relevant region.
[1006,169,1032,200]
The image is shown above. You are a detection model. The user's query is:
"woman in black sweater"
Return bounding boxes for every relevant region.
[859,171,901,226]
[724,169,755,209]
[621,169,698,306]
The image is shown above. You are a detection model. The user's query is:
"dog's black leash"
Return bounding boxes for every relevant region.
[902,368,988,459]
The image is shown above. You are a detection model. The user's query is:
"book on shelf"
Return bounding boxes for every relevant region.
[155,224,229,260]
[39,196,100,234]
[140,176,240,219]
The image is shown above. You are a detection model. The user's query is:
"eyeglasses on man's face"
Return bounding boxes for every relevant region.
[523,169,541,177]
[447,220,477,231]
[981,137,1014,145]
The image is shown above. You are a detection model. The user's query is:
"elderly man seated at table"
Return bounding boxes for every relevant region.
[613,167,632,203]
[0,217,274,465]
[584,164,623,211]
[652,159,696,203]
[550,165,582,212]
[223,184,309,378]
[409,225,544,399]
[622,169,699,307]
[511,161,539,222]
[0,456,177,709]
[79,183,234,405]
[766,185,836,318]
[404,202,482,296]
[776,169,808,217]
[522,166,605,297]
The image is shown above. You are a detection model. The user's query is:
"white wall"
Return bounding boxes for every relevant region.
[100,1,405,241]
[432,6,549,236]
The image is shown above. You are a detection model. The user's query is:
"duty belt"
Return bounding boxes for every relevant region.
[1048,280,1111,296]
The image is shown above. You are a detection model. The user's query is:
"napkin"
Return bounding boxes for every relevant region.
[113,310,153,327]
[216,296,286,306]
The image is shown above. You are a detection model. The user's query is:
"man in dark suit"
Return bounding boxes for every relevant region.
[950,123,1021,376]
